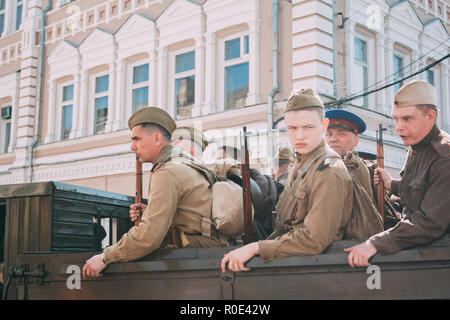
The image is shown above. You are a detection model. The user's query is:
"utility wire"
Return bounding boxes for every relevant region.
[325,53,450,108]
[346,37,450,99]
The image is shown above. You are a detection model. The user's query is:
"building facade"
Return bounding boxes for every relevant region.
[0,0,448,195]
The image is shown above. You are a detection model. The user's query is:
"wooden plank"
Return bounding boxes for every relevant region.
[21,197,31,253]
[39,196,52,252]
[53,221,95,237]
[52,234,96,250]
[53,210,95,224]
[29,196,41,252]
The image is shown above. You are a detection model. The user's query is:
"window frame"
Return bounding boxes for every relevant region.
[127,59,150,116]
[89,70,110,135]
[0,0,6,37]
[14,0,23,31]
[1,102,12,154]
[56,80,75,141]
[218,31,250,112]
[392,53,405,93]
[168,46,197,120]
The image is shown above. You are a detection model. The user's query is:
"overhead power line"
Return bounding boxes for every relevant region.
[325,53,450,108]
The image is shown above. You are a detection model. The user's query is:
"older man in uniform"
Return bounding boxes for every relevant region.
[325,109,373,198]
[83,107,229,278]
[345,80,450,267]
[221,88,353,272]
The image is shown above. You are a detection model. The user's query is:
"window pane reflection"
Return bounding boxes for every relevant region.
[225,38,240,61]
[133,64,149,84]
[95,96,108,134]
[132,86,148,113]
[95,75,109,93]
[175,51,195,73]
[175,76,195,119]
[225,62,248,110]
[62,104,73,140]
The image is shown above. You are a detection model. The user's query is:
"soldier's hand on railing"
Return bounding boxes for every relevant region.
[130,203,146,224]
[374,167,392,191]
[82,253,107,279]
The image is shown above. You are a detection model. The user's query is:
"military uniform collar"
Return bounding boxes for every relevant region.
[411,124,440,151]
[294,139,327,164]
[151,145,174,172]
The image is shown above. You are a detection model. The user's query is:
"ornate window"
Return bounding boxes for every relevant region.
[171,48,195,119]
[221,33,249,111]
[60,83,74,140]
[354,36,369,107]
[130,61,149,114]
[91,72,109,134]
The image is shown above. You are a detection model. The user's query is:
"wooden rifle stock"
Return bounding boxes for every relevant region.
[241,127,253,244]
[376,124,387,224]
[135,156,143,226]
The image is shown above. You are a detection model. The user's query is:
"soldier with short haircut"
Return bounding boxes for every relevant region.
[171,126,209,162]
[83,107,229,278]
[272,147,293,186]
[221,88,353,272]
[345,80,450,267]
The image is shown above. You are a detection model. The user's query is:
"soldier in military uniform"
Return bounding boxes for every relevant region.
[345,80,450,267]
[221,88,353,272]
[129,125,209,223]
[325,109,373,198]
[83,107,229,278]
[325,109,400,229]
[171,126,209,162]
[272,147,293,186]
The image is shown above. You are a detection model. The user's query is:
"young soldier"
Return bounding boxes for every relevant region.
[83,107,228,278]
[221,88,353,272]
[345,80,450,267]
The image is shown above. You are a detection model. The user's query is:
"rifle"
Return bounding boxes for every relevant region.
[376,124,387,224]
[135,156,143,226]
[241,127,253,244]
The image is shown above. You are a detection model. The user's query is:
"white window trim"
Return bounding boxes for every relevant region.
[13,0,24,31]
[89,70,109,135]
[217,31,250,112]
[1,104,12,154]
[353,31,375,109]
[55,80,74,141]
[0,0,7,37]
[127,59,150,117]
[168,46,197,119]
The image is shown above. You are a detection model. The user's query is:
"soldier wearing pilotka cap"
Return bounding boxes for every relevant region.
[82,107,229,278]
[221,88,353,272]
[344,80,450,268]
[171,126,209,162]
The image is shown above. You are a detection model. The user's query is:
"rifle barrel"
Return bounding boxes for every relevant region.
[242,127,253,243]
[135,157,143,226]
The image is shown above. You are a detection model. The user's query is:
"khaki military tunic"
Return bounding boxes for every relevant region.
[258,140,353,262]
[370,125,450,254]
[104,146,228,264]
[343,151,373,204]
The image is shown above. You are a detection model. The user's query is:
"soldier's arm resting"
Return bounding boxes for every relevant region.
[369,157,450,255]
[103,168,181,263]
